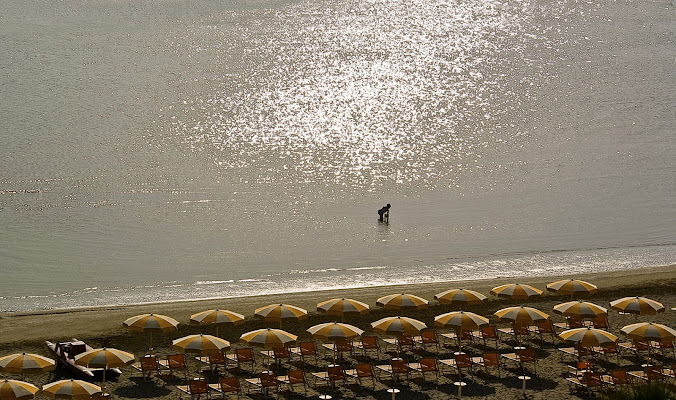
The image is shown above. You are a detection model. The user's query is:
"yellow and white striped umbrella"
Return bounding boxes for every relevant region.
[434,311,489,330]
[254,304,308,328]
[172,334,231,355]
[42,379,101,400]
[371,316,427,336]
[621,322,676,342]
[490,283,543,300]
[553,301,608,318]
[240,328,297,349]
[122,313,180,332]
[610,296,665,315]
[546,279,598,296]
[0,353,55,375]
[307,323,364,341]
[376,293,429,311]
[0,379,40,400]
[494,306,549,325]
[190,309,245,326]
[74,348,135,369]
[558,327,618,347]
[317,298,370,317]
[434,289,487,307]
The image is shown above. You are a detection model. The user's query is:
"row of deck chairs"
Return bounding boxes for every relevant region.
[566,362,676,397]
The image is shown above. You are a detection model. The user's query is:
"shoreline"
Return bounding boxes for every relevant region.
[1,263,674,345]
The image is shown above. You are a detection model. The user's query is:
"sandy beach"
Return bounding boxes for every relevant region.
[2,264,676,399]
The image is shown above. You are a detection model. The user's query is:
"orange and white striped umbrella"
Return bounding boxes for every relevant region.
[73,348,134,369]
[240,328,297,349]
[558,327,618,347]
[610,296,665,315]
[371,316,427,336]
[254,304,308,328]
[317,298,370,317]
[546,279,598,296]
[376,293,429,311]
[42,379,101,400]
[434,289,486,307]
[490,284,543,300]
[434,311,489,331]
[0,379,39,400]
[307,323,364,341]
[621,322,676,342]
[172,334,231,355]
[190,309,244,337]
[553,301,608,319]
[123,313,179,350]
[0,353,55,375]
[494,306,549,325]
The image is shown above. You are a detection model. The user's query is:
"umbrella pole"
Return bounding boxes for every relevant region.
[149,332,153,352]
[102,367,107,397]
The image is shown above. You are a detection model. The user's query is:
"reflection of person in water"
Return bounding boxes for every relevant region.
[378,203,391,222]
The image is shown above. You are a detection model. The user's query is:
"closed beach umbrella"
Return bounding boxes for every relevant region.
[307,323,364,341]
[621,322,676,342]
[0,353,55,379]
[42,379,101,400]
[610,296,665,315]
[172,334,231,355]
[189,309,244,337]
[490,284,543,300]
[494,306,549,325]
[553,301,608,319]
[434,289,486,308]
[558,327,618,348]
[240,328,297,349]
[371,316,427,336]
[0,379,39,400]
[123,313,179,350]
[376,293,429,312]
[254,304,308,328]
[317,298,370,321]
[546,279,598,297]
[74,348,134,394]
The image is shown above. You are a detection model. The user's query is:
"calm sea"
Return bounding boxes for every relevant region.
[1,0,675,312]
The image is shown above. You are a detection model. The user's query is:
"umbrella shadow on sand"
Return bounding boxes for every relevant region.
[115,380,172,398]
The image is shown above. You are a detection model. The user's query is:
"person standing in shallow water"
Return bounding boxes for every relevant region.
[378,203,391,222]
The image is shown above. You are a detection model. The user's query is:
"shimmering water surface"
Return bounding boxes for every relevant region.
[1,0,675,311]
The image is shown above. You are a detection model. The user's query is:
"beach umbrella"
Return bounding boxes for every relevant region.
[74,348,134,394]
[0,353,56,379]
[375,293,429,312]
[558,327,618,348]
[189,309,244,337]
[610,296,665,315]
[546,279,598,297]
[0,379,39,400]
[434,289,486,309]
[254,304,308,329]
[307,323,364,341]
[490,283,543,300]
[371,316,427,336]
[172,334,231,355]
[317,298,370,321]
[553,301,608,319]
[434,311,489,353]
[494,306,549,325]
[621,322,676,342]
[240,328,297,349]
[123,313,179,350]
[42,379,101,400]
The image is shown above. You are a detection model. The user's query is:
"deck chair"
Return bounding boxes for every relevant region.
[628,365,666,383]
[261,346,291,368]
[226,348,255,371]
[289,341,318,364]
[414,331,440,352]
[383,335,415,354]
[502,347,537,375]
[497,324,530,344]
[600,369,630,392]
[470,325,499,347]
[160,354,188,382]
[567,371,603,397]
[654,340,676,358]
[591,315,609,329]
[376,358,409,383]
[197,351,228,375]
[322,339,353,361]
[131,355,160,380]
[558,343,592,361]
[592,343,621,363]
[312,364,346,389]
[554,316,583,331]
[471,352,502,378]
[177,378,210,400]
[567,361,592,378]
[530,320,556,343]
[440,353,473,379]
[277,370,307,397]
[406,357,439,381]
[245,372,280,398]
[353,335,380,357]
[208,377,241,399]
[345,363,376,387]
[618,339,650,358]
